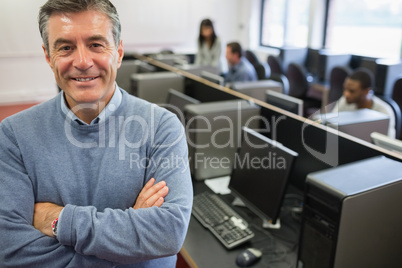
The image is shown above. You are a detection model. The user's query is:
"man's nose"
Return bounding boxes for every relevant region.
[73,45,93,71]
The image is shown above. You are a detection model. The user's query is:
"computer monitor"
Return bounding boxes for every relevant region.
[370,132,402,155]
[324,109,389,142]
[185,100,261,180]
[229,80,283,101]
[165,88,200,124]
[318,51,351,82]
[375,59,402,97]
[359,57,377,77]
[152,54,189,66]
[279,47,308,73]
[201,71,224,86]
[130,72,184,104]
[265,90,304,116]
[228,127,298,227]
[305,48,320,80]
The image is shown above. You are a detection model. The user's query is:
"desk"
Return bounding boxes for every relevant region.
[180,182,302,268]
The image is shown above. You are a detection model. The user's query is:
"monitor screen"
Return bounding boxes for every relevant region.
[305,48,320,78]
[228,127,298,225]
[165,88,200,124]
[201,71,224,86]
[265,90,304,116]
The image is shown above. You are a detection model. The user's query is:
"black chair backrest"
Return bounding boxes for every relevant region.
[244,50,260,66]
[328,66,352,104]
[244,50,271,80]
[255,63,271,80]
[287,63,309,99]
[269,73,290,95]
[379,96,402,140]
[267,55,284,76]
[392,76,402,117]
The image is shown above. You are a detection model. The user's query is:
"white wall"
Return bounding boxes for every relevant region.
[0,0,256,104]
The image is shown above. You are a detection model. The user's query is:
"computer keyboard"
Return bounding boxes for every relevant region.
[192,191,255,249]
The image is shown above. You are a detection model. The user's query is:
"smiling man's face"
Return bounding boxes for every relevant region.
[43,10,124,110]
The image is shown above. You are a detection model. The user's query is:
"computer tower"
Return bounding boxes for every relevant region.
[130,72,184,104]
[298,156,402,268]
[229,80,283,101]
[185,100,260,180]
[375,59,402,97]
[318,51,351,83]
[279,47,308,73]
[324,109,389,142]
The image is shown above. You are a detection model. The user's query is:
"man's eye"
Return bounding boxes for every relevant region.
[92,43,102,48]
[60,46,71,51]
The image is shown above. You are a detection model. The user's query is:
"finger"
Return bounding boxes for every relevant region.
[133,180,167,209]
[139,180,166,201]
[140,178,156,193]
[136,178,158,201]
[153,197,164,208]
[144,186,169,207]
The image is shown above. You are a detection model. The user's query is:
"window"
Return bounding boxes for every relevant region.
[325,0,401,59]
[260,0,311,48]
[260,0,402,59]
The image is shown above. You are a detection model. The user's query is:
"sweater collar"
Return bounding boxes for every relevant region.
[60,85,122,125]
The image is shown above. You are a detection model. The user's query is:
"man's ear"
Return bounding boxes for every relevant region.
[117,40,124,69]
[42,45,53,69]
[363,87,371,96]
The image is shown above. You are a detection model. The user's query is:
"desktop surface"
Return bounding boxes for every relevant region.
[182,182,302,268]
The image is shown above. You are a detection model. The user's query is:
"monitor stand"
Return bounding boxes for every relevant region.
[232,197,281,229]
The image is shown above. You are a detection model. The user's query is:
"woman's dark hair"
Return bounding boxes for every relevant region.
[198,19,217,49]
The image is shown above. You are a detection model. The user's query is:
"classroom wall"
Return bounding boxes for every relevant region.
[0,0,258,104]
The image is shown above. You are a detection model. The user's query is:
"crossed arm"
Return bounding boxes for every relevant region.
[33,178,169,237]
[0,110,192,266]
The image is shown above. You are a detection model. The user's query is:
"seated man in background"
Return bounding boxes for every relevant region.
[0,0,192,267]
[331,69,396,138]
[224,42,258,84]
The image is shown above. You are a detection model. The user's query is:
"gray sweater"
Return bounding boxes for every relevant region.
[0,88,193,267]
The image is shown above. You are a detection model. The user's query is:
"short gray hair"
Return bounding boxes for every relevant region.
[39,0,121,54]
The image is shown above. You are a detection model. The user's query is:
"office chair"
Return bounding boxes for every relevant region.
[327,66,352,110]
[269,73,290,95]
[287,63,309,99]
[254,63,271,80]
[244,50,260,66]
[287,63,322,117]
[378,96,402,140]
[392,76,402,121]
[267,55,284,76]
[245,50,271,80]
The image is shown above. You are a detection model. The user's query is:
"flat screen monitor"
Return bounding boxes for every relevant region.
[370,132,402,155]
[228,127,298,226]
[305,48,320,79]
[265,90,304,116]
[201,71,224,86]
[165,88,200,124]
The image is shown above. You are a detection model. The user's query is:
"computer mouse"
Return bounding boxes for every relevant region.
[235,248,262,267]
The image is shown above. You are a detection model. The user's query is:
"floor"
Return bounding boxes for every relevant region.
[0,102,40,122]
